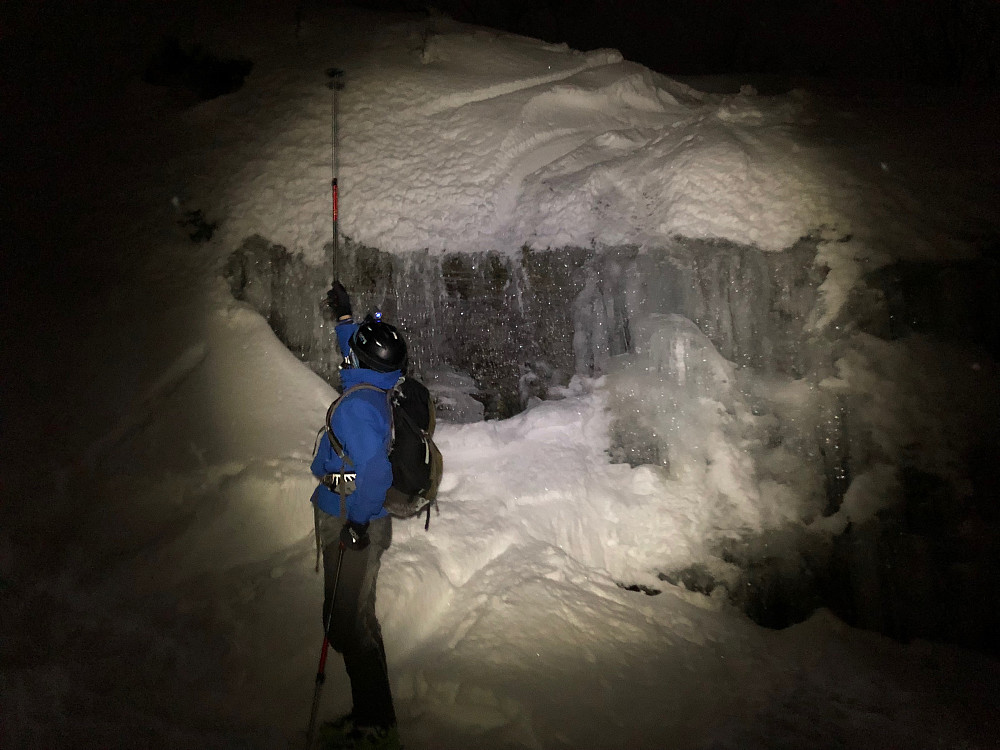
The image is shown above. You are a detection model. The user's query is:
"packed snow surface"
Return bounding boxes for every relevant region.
[167,11,988,260]
[3,5,999,749]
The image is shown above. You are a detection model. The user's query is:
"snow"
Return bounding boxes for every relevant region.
[3,4,999,749]
[179,12,983,262]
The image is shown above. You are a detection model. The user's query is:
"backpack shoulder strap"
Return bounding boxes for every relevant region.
[326,383,394,458]
[426,390,436,437]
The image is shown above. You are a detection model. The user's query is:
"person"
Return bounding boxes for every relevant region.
[310,281,405,749]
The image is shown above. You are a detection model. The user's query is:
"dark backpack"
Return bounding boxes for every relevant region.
[324,377,444,529]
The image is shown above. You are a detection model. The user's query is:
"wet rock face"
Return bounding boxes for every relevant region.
[225,235,825,418]
[224,235,342,383]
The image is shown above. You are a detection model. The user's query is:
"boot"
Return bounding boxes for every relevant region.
[319,713,402,749]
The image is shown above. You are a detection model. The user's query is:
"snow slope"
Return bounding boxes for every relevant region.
[3,5,999,749]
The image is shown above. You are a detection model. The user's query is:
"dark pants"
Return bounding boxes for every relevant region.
[319,511,396,729]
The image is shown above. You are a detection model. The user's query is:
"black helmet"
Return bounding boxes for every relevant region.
[350,317,407,372]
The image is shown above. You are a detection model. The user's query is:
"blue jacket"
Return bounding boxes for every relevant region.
[310,320,401,523]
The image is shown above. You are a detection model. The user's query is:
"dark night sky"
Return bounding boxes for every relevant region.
[356,0,1000,88]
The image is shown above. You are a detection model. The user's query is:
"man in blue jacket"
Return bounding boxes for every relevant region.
[311,281,405,748]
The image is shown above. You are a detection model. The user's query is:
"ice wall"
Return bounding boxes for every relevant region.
[224,235,846,524]
[226,235,823,414]
[223,235,341,383]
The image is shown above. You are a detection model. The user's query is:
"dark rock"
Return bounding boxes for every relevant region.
[144,37,253,102]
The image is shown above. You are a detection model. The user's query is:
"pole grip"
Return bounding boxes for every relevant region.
[332,179,339,223]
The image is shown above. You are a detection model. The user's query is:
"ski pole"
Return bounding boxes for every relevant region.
[326,67,345,279]
[307,540,346,748]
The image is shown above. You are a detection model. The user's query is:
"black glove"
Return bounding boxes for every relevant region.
[340,520,370,551]
[326,281,352,319]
